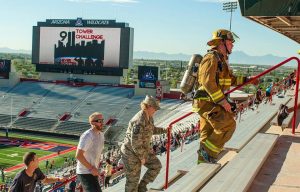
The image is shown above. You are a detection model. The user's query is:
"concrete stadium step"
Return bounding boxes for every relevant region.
[225,96,290,151]
[164,163,220,192]
[105,140,200,192]
[148,144,199,190]
[200,133,278,192]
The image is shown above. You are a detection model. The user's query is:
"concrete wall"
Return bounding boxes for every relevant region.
[39,69,128,84]
[133,79,171,97]
[0,72,19,87]
[134,83,156,97]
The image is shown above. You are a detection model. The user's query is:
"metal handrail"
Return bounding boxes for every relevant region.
[49,175,76,192]
[225,56,300,134]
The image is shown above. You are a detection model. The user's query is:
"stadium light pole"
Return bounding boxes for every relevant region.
[10,96,13,128]
[165,61,168,80]
[2,95,12,138]
[223,1,238,31]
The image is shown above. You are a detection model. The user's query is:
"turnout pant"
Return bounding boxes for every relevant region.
[198,101,236,159]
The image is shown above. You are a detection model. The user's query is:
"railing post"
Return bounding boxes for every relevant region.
[164,112,193,189]
[292,64,300,134]
[164,125,171,189]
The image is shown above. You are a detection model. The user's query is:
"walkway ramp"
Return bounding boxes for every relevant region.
[225,96,289,151]
[201,133,278,192]
[106,141,203,192]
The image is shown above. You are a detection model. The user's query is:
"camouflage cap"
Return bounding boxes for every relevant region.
[142,95,160,110]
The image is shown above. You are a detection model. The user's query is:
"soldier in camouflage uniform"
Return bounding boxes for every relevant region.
[121,95,167,192]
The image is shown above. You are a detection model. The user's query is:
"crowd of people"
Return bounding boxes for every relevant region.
[230,70,297,123]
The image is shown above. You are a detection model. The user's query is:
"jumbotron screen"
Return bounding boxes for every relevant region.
[138,66,158,89]
[32,18,134,76]
[138,66,158,81]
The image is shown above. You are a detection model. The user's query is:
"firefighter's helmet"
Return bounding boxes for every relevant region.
[207,29,239,47]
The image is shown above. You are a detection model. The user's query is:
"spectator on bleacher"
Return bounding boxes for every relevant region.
[64,157,68,168]
[49,159,55,170]
[120,95,167,192]
[289,70,296,89]
[72,157,76,167]
[152,142,158,154]
[66,179,76,192]
[255,87,263,108]
[75,112,105,192]
[265,83,273,104]
[1,167,4,182]
[276,103,299,126]
[106,148,111,160]
[117,158,124,168]
[45,159,49,170]
[159,141,166,155]
[65,171,76,192]
[104,159,112,188]
[9,152,65,192]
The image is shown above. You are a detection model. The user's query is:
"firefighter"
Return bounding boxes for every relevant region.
[192,29,238,164]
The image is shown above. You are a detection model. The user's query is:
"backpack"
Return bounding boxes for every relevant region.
[277,104,289,126]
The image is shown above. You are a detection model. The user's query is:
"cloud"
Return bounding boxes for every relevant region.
[67,0,139,3]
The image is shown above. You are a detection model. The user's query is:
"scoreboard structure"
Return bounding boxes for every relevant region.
[32,18,134,76]
[138,66,159,89]
[0,60,11,79]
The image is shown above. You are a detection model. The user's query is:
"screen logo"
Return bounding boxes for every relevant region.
[75,18,84,27]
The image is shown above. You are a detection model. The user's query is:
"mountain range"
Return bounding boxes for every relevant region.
[0,47,31,54]
[134,51,288,65]
[0,47,287,65]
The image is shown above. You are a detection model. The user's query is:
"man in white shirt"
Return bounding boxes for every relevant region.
[76,112,105,192]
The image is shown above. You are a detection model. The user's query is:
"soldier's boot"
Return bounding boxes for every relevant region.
[138,180,148,192]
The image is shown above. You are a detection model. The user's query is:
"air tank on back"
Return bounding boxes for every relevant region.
[180,54,203,94]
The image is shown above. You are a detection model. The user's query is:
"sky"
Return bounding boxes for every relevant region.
[0,0,299,57]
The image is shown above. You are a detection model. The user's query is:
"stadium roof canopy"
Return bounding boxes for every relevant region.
[246,16,300,44]
[238,0,300,43]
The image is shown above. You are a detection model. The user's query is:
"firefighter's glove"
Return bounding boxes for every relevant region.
[218,99,232,112]
[226,97,237,113]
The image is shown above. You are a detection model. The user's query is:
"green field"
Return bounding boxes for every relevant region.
[0,131,79,146]
[0,131,79,183]
[0,146,52,168]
